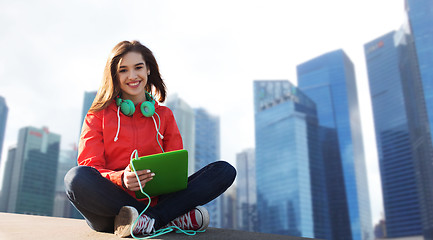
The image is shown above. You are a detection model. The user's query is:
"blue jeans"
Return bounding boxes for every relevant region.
[64,161,236,232]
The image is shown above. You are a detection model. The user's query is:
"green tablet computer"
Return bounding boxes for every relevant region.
[130,149,188,198]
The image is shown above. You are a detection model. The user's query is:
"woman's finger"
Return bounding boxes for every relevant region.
[129,177,153,191]
[126,173,154,187]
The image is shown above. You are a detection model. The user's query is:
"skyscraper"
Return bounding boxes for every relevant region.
[194,107,222,228]
[365,28,433,239]
[166,94,196,176]
[297,50,373,240]
[236,148,257,232]
[405,2,433,238]
[0,96,8,163]
[253,80,330,239]
[4,126,60,216]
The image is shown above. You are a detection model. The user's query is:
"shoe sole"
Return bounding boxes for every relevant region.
[114,206,139,238]
[195,206,210,231]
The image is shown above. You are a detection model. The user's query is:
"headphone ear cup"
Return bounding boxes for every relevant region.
[115,97,122,107]
[120,99,135,116]
[140,101,155,117]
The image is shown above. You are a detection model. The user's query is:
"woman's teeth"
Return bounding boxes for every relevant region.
[128,81,140,86]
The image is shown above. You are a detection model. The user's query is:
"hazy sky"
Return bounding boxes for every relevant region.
[0,0,406,225]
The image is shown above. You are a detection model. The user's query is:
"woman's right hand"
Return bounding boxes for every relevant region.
[122,165,155,192]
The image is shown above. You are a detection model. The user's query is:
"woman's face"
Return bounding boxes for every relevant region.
[117,51,149,103]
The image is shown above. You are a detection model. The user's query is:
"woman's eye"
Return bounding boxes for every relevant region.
[136,66,143,70]
[119,69,127,73]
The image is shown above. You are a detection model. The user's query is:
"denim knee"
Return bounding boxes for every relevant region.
[214,161,237,186]
[64,166,98,199]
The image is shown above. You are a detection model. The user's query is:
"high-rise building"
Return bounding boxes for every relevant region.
[0,96,8,163]
[166,94,195,176]
[297,50,373,240]
[3,126,60,216]
[365,28,433,239]
[253,80,330,239]
[236,148,257,232]
[194,107,222,228]
[405,0,433,145]
[405,2,433,238]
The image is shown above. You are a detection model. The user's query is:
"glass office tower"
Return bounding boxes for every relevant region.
[253,80,330,239]
[5,126,60,216]
[297,50,373,240]
[405,3,433,237]
[365,28,433,239]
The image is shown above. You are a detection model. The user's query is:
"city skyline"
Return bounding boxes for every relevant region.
[0,0,407,225]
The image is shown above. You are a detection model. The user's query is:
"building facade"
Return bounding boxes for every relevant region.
[236,148,257,232]
[79,91,97,131]
[193,107,222,228]
[53,148,81,219]
[297,50,373,240]
[0,96,8,164]
[0,146,16,212]
[3,126,60,216]
[253,80,330,239]
[194,108,220,170]
[165,94,196,176]
[405,0,433,145]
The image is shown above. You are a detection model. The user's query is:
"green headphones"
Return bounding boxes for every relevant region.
[115,91,155,117]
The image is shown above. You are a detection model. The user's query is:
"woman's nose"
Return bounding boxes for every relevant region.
[128,70,137,79]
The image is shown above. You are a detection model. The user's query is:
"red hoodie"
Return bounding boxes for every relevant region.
[77,100,183,205]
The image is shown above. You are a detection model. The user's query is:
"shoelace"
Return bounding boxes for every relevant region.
[134,215,155,235]
[171,211,196,230]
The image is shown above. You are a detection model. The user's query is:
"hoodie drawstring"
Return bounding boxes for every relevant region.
[114,106,121,142]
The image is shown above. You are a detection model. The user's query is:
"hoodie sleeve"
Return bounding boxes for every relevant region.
[162,107,184,152]
[77,111,125,189]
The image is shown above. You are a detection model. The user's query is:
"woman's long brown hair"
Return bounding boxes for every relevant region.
[89,40,167,112]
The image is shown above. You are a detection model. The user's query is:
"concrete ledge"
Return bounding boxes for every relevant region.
[0,212,319,240]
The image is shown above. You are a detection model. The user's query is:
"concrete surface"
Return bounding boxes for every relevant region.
[0,212,320,240]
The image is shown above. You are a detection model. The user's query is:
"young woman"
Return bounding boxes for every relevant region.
[64,40,236,237]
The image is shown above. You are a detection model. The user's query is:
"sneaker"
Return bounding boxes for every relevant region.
[114,206,155,237]
[165,206,209,231]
